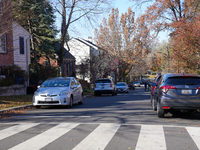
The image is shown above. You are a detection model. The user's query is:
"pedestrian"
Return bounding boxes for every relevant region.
[144,81,147,91]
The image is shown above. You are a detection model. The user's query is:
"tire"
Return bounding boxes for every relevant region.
[152,98,157,111]
[157,103,165,118]
[78,94,83,105]
[68,96,73,108]
[94,91,98,96]
[112,91,115,96]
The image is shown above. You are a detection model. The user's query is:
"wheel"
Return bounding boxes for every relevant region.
[94,91,98,96]
[112,91,115,96]
[68,96,73,108]
[78,94,83,105]
[152,98,157,111]
[157,103,165,118]
[35,106,41,109]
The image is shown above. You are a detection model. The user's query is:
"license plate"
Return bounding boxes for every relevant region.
[181,90,192,94]
[45,98,52,101]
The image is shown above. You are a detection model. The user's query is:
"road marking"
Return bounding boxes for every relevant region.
[186,127,200,149]
[72,123,120,150]
[12,115,91,118]
[0,123,39,140]
[8,123,79,150]
[135,125,167,150]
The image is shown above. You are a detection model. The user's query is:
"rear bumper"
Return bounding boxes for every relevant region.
[94,90,113,94]
[160,97,200,110]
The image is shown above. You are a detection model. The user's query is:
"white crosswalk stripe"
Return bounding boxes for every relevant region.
[8,123,79,150]
[186,127,200,149]
[0,123,200,150]
[73,123,120,150]
[0,123,39,140]
[135,125,166,150]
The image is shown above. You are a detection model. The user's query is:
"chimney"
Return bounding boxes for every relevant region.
[88,36,93,42]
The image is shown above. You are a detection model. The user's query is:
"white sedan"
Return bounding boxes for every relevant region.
[116,82,129,93]
[33,77,83,108]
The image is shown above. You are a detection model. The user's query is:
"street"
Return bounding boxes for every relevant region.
[1,87,200,150]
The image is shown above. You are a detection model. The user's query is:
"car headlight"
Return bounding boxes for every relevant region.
[34,90,40,96]
[59,90,68,96]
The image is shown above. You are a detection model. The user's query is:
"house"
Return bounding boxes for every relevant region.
[0,0,30,87]
[38,42,76,77]
[65,37,101,83]
[55,42,76,77]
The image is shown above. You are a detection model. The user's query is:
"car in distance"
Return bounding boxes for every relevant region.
[33,77,83,108]
[155,73,200,118]
[94,78,117,96]
[134,81,140,87]
[116,82,129,93]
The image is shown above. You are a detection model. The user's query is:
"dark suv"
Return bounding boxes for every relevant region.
[155,73,200,118]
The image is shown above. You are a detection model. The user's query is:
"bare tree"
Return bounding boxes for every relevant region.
[52,0,112,76]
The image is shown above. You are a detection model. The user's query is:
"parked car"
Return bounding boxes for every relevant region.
[150,74,162,111]
[116,82,129,93]
[94,78,117,96]
[128,82,135,90]
[154,73,200,118]
[134,81,140,87]
[33,77,83,108]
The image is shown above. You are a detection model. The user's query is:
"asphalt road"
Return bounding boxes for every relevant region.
[1,86,200,150]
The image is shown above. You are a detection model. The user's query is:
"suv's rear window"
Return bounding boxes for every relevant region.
[96,79,111,83]
[166,77,200,85]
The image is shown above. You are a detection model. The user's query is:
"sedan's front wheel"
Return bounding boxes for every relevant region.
[78,94,83,105]
[68,96,73,108]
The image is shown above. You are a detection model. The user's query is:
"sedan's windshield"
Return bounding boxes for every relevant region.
[41,79,70,87]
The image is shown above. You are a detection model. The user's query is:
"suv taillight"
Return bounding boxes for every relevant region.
[110,83,112,87]
[161,85,176,93]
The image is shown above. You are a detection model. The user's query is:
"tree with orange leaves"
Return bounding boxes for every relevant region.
[131,0,200,73]
[94,8,152,81]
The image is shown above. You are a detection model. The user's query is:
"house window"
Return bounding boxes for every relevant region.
[0,34,6,53]
[44,60,51,67]
[70,62,73,73]
[19,37,24,54]
[0,0,2,12]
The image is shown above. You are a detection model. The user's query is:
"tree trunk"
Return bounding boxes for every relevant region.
[28,18,38,73]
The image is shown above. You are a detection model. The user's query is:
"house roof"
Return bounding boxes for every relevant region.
[73,38,100,49]
[55,42,75,59]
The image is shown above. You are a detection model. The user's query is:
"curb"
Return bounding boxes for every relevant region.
[0,95,94,113]
[0,104,33,113]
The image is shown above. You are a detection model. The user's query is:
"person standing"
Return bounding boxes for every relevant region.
[144,81,147,91]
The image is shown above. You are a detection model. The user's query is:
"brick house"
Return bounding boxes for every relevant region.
[38,42,76,77]
[0,0,31,86]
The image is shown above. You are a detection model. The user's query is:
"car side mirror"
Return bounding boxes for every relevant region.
[72,85,77,89]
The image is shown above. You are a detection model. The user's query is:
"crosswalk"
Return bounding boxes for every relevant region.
[0,123,200,150]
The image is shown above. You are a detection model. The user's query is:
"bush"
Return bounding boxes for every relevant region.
[0,65,26,86]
